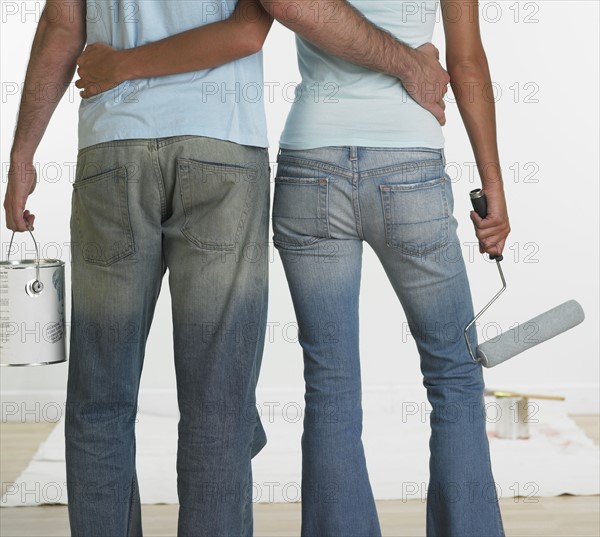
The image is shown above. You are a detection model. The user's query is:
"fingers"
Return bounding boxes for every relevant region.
[74,71,90,98]
[77,42,96,61]
[435,80,448,124]
[74,78,88,99]
[76,53,85,70]
[470,211,509,256]
[23,211,36,231]
[429,103,446,126]
[484,239,505,258]
[75,62,98,98]
[407,43,450,124]
[494,238,506,257]
[441,69,451,87]
[8,211,35,232]
[5,162,37,232]
[5,207,29,232]
[74,79,100,99]
[469,210,483,226]
[419,42,440,60]
[12,209,28,232]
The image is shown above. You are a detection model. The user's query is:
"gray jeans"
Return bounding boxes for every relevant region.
[65,135,270,536]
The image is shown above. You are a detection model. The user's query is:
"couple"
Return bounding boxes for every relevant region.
[4,0,510,535]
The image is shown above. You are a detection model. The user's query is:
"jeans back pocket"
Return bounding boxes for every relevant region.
[272,177,330,248]
[73,166,135,266]
[177,158,256,251]
[380,176,449,256]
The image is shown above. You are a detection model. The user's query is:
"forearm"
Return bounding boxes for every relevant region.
[260,0,415,80]
[11,14,85,161]
[6,0,85,231]
[259,0,449,123]
[117,0,273,80]
[442,0,509,255]
[449,57,503,191]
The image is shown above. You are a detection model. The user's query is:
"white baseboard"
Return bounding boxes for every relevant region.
[2,384,598,423]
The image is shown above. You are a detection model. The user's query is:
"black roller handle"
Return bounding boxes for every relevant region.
[470,189,503,262]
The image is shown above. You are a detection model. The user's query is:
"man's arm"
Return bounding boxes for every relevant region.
[442,0,509,256]
[259,0,450,124]
[4,0,86,232]
[76,0,273,98]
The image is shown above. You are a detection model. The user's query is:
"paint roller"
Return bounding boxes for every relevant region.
[464,189,585,368]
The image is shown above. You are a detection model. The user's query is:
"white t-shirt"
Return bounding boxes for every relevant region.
[79,0,268,149]
[280,0,444,150]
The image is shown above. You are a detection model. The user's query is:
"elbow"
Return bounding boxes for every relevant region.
[39,20,86,56]
[447,57,489,84]
[259,0,310,27]
[51,31,86,59]
[237,29,268,56]
[246,32,268,55]
[39,5,86,49]
[259,0,285,21]
[446,51,489,75]
[237,12,273,56]
[66,33,87,56]
[242,41,262,57]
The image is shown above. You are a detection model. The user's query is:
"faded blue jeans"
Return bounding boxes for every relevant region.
[65,136,270,536]
[273,147,505,537]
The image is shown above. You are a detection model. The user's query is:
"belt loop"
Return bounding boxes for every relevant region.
[349,146,358,161]
[440,148,446,167]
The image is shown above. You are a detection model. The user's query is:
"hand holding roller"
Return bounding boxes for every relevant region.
[469,189,504,262]
[464,189,507,364]
[464,190,584,367]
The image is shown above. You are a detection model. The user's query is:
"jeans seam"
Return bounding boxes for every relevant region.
[77,139,155,157]
[125,476,134,536]
[319,179,331,239]
[152,144,168,221]
[352,165,365,240]
[156,135,199,148]
[360,160,443,179]
[277,155,352,178]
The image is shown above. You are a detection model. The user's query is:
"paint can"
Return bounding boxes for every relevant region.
[0,229,66,366]
[495,395,530,440]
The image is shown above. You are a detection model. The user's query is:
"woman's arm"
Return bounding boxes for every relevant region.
[442,0,510,257]
[76,0,273,97]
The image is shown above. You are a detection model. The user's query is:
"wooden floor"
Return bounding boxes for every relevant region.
[1,417,599,537]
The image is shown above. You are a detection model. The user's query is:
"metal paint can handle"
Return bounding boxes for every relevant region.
[6,225,44,294]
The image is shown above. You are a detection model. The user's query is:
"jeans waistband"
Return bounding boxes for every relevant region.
[277,146,446,178]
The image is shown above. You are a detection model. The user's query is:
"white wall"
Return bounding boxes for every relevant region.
[1,1,598,421]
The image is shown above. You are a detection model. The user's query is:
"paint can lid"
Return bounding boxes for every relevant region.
[0,259,64,269]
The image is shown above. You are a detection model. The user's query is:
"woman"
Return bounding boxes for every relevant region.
[77,1,509,535]
[272,2,508,536]
[272,1,508,535]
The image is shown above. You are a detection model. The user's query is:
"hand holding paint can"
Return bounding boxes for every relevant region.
[0,228,66,366]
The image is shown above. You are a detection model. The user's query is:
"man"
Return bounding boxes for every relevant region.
[3,1,448,534]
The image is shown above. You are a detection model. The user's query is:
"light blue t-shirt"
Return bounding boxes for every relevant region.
[79,0,268,149]
[280,0,444,150]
